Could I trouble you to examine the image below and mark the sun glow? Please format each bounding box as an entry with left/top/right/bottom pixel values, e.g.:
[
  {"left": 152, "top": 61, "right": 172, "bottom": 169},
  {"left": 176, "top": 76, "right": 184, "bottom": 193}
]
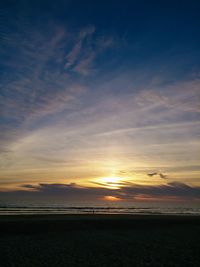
[
  {"left": 97, "top": 176, "right": 123, "bottom": 189},
  {"left": 104, "top": 196, "right": 121, "bottom": 201}
]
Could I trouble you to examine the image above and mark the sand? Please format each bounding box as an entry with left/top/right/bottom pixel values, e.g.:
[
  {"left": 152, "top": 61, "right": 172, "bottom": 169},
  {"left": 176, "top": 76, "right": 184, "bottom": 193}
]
[{"left": 0, "top": 214, "right": 200, "bottom": 266}]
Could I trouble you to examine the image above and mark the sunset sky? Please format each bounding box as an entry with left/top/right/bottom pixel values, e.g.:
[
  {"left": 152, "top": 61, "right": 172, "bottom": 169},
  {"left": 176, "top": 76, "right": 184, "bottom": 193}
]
[{"left": 0, "top": 0, "right": 200, "bottom": 204}]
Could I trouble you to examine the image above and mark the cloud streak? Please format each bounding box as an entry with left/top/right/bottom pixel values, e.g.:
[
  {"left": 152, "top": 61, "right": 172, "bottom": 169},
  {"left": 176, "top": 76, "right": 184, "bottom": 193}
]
[
  {"left": 64, "top": 25, "right": 95, "bottom": 69},
  {"left": 0, "top": 181, "right": 200, "bottom": 203},
  {"left": 147, "top": 172, "right": 167, "bottom": 179}
]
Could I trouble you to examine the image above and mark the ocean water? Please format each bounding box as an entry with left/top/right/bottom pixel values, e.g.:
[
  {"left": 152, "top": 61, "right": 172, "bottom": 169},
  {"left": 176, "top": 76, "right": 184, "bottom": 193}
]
[{"left": 0, "top": 205, "right": 200, "bottom": 215}]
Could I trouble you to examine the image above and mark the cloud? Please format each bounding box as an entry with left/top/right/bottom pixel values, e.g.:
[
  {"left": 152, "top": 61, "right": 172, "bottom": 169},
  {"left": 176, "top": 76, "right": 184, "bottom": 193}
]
[
  {"left": 135, "top": 79, "right": 200, "bottom": 114},
  {"left": 0, "top": 26, "right": 75, "bottom": 120},
  {"left": 147, "top": 172, "right": 157, "bottom": 177},
  {"left": 73, "top": 52, "right": 96, "bottom": 75},
  {"left": 65, "top": 25, "right": 114, "bottom": 75},
  {"left": 79, "top": 25, "right": 96, "bottom": 38},
  {"left": 65, "top": 26, "right": 95, "bottom": 69},
  {"left": 159, "top": 173, "right": 167, "bottom": 179},
  {"left": 0, "top": 24, "right": 102, "bottom": 151},
  {"left": 147, "top": 172, "right": 167, "bottom": 179},
  {"left": 0, "top": 181, "right": 200, "bottom": 203}
]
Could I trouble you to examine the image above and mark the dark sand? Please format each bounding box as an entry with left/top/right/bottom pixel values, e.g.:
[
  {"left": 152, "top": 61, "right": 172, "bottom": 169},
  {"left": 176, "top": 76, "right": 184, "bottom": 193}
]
[{"left": 0, "top": 215, "right": 200, "bottom": 267}]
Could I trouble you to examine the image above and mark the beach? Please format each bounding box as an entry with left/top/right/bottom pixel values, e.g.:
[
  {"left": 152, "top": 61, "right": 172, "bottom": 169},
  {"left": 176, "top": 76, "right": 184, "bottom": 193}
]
[{"left": 0, "top": 214, "right": 200, "bottom": 267}]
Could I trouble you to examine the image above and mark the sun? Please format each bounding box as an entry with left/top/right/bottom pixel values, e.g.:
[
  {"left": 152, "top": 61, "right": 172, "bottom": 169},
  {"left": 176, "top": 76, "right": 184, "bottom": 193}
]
[{"left": 97, "top": 176, "right": 123, "bottom": 189}]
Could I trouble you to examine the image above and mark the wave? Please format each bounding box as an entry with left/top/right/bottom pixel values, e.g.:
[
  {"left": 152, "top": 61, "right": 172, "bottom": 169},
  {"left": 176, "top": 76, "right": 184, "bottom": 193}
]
[{"left": 0, "top": 206, "right": 199, "bottom": 215}]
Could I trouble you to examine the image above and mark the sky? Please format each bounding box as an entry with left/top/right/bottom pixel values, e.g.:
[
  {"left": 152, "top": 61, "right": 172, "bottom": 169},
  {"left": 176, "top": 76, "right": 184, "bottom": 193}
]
[{"left": 0, "top": 0, "right": 200, "bottom": 205}]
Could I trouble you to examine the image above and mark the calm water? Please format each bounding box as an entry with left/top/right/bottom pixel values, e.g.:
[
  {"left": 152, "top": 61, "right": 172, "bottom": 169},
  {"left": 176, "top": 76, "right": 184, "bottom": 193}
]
[{"left": 0, "top": 205, "right": 200, "bottom": 215}]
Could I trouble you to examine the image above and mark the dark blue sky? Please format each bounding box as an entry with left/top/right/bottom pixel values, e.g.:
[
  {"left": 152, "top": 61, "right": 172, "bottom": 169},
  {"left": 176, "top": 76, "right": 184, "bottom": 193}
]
[{"left": 1, "top": 0, "right": 200, "bottom": 79}]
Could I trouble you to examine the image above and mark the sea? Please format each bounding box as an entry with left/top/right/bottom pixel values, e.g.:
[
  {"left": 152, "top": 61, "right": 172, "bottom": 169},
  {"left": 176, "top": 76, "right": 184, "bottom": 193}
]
[{"left": 0, "top": 204, "right": 200, "bottom": 216}]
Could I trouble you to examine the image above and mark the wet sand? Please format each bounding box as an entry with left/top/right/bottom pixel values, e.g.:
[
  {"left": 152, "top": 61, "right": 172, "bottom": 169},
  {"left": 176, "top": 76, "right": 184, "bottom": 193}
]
[{"left": 0, "top": 214, "right": 200, "bottom": 266}]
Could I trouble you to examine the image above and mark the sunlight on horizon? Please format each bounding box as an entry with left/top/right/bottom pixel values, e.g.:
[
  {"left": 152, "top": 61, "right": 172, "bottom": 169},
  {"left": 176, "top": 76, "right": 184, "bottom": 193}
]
[
  {"left": 104, "top": 196, "right": 121, "bottom": 201},
  {"left": 95, "top": 176, "right": 124, "bottom": 189}
]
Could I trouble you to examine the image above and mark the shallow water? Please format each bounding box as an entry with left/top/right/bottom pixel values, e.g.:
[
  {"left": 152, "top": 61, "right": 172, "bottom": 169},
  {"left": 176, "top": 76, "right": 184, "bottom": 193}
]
[{"left": 0, "top": 205, "right": 199, "bottom": 215}]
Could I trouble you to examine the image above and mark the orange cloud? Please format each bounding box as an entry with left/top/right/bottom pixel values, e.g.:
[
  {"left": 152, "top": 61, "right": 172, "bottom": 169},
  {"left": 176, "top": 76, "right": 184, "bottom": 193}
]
[{"left": 104, "top": 195, "right": 121, "bottom": 201}]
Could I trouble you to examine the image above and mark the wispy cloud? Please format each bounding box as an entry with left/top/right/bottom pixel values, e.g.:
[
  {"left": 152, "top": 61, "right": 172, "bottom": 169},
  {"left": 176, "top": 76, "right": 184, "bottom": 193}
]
[
  {"left": 73, "top": 51, "right": 96, "bottom": 75},
  {"left": 64, "top": 25, "right": 114, "bottom": 75},
  {"left": 0, "top": 22, "right": 114, "bottom": 151},
  {"left": 64, "top": 25, "right": 95, "bottom": 69},
  {"left": 147, "top": 172, "right": 167, "bottom": 179}
]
